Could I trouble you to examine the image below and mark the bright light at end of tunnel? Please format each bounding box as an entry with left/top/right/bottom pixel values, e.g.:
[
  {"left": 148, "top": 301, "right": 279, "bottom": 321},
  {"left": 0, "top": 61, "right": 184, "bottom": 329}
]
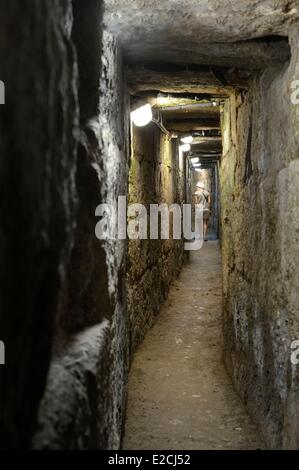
[
  {"left": 180, "top": 144, "right": 191, "bottom": 152},
  {"left": 191, "top": 157, "right": 199, "bottom": 164},
  {"left": 181, "top": 135, "right": 193, "bottom": 144},
  {"left": 130, "top": 104, "right": 153, "bottom": 127}
]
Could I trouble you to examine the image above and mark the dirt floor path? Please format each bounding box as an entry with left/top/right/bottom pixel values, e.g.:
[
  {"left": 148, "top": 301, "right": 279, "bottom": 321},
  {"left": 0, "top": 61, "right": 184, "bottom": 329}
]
[{"left": 123, "top": 241, "right": 263, "bottom": 450}]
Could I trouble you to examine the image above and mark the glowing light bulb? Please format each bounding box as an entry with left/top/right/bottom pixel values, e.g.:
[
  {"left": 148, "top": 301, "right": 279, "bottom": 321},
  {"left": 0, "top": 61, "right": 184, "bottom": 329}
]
[
  {"left": 212, "top": 101, "right": 217, "bottom": 107},
  {"left": 131, "top": 104, "right": 153, "bottom": 127},
  {"left": 191, "top": 157, "right": 199, "bottom": 164},
  {"left": 180, "top": 144, "right": 191, "bottom": 152},
  {"left": 181, "top": 135, "right": 193, "bottom": 144}
]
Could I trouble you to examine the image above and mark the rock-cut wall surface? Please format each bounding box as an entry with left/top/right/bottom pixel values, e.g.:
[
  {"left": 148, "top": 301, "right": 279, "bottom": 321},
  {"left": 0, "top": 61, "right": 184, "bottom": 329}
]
[
  {"left": 219, "top": 26, "right": 299, "bottom": 449},
  {"left": 0, "top": 0, "right": 130, "bottom": 450},
  {"left": 0, "top": 0, "right": 79, "bottom": 449},
  {"left": 34, "top": 14, "right": 130, "bottom": 449},
  {"left": 127, "top": 124, "right": 186, "bottom": 355}
]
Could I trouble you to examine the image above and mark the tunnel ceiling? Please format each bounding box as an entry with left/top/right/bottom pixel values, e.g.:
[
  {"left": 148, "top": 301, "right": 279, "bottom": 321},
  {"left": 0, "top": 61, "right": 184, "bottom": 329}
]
[
  {"left": 105, "top": 0, "right": 297, "bottom": 67},
  {"left": 106, "top": 1, "right": 298, "bottom": 172},
  {"left": 153, "top": 98, "right": 221, "bottom": 133},
  {"left": 152, "top": 94, "right": 223, "bottom": 164}
]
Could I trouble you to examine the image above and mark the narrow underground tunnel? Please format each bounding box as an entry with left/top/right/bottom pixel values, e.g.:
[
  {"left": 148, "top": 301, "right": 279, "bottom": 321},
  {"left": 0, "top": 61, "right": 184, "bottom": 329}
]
[{"left": 1, "top": 0, "right": 299, "bottom": 455}]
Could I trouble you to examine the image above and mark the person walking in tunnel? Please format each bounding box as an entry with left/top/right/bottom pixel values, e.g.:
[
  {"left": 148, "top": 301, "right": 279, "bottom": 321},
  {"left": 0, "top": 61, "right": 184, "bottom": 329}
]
[{"left": 194, "top": 182, "right": 211, "bottom": 241}]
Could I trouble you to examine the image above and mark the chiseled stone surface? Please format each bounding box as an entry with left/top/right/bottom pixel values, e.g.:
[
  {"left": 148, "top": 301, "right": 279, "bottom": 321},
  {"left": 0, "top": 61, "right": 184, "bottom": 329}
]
[
  {"left": 34, "top": 28, "right": 131, "bottom": 449},
  {"left": 0, "top": 1, "right": 130, "bottom": 449},
  {"left": 219, "top": 26, "right": 299, "bottom": 449},
  {"left": 98, "top": 30, "right": 131, "bottom": 449},
  {"left": 127, "top": 123, "right": 186, "bottom": 355},
  {"left": 0, "top": 0, "right": 79, "bottom": 449},
  {"left": 33, "top": 322, "right": 111, "bottom": 449},
  {"left": 105, "top": 0, "right": 297, "bottom": 67},
  {"left": 106, "top": 0, "right": 299, "bottom": 43}
]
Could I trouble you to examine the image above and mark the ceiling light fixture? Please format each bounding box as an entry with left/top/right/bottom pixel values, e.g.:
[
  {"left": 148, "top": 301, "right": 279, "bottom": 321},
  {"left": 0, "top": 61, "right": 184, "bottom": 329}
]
[
  {"left": 181, "top": 135, "right": 193, "bottom": 144},
  {"left": 131, "top": 104, "right": 153, "bottom": 127},
  {"left": 180, "top": 144, "right": 191, "bottom": 152},
  {"left": 190, "top": 157, "right": 199, "bottom": 164}
]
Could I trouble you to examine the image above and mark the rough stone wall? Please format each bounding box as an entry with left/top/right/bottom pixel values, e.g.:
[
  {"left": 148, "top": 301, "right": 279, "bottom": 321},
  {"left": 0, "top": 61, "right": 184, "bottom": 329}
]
[
  {"left": 33, "top": 21, "right": 130, "bottom": 449},
  {"left": 97, "top": 30, "right": 130, "bottom": 449},
  {"left": 0, "top": 0, "right": 79, "bottom": 449},
  {"left": 0, "top": 0, "right": 130, "bottom": 449},
  {"left": 127, "top": 124, "right": 186, "bottom": 355},
  {"left": 219, "top": 26, "right": 299, "bottom": 449}
]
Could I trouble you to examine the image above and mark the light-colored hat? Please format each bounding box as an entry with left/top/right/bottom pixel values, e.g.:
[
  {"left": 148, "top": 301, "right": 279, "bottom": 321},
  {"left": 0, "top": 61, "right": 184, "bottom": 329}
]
[{"left": 196, "top": 182, "right": 205, "bottom": 189}]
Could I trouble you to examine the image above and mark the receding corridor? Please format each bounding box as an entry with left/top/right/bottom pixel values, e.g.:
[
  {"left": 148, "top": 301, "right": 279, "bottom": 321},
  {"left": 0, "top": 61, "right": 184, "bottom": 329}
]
[
  {"left": 1, "top": 0, "right": 299, "bottom": 453},
  {"left": 123, "top": 242, "right": 262, "bottom": 450}
]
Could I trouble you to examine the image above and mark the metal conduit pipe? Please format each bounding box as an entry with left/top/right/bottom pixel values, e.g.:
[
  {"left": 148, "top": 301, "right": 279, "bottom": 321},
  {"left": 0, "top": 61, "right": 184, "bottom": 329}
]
[{"left": 156, "top": 102, "right": 218, "bottom": 112}]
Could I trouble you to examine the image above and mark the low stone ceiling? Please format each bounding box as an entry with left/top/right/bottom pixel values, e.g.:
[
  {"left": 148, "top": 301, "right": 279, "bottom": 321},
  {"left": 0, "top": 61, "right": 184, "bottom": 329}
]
[
  {"left": 108, "top": 1, "right": 298, "bottom": 168},
  {"left": 127, "top": 67, "right": 255, "bottom": 96},
  {"left": 155, "top": 100, "right": 221, "bottom": 133},
  {"left": 105, "top": 0, "right": 298, "bottom": 67}
]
